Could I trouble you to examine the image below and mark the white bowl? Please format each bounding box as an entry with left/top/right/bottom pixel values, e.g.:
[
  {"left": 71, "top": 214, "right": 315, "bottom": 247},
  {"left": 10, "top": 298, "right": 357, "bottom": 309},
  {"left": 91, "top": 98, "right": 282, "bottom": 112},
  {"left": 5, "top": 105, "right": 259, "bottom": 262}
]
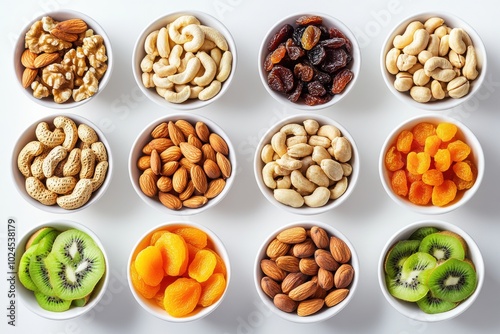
[
  {"left": 11, "top": 113, "right": 113, "bottom": 213},
  {"left": 254, "top": 221, "right": 359, "bottom": 323},
  {"left": 258, "top": 12, "right": 361, "bottom": 110},
  {"left": 14, "top": 9, "right": 113, "bottom": 108},
  {"left": 379, "top": 114, "right": 484, "bottom": 214},
  {"left": 129, "top": 113, "right": 236, "bottom": 215},
  {"left": 128, "top": 221, "right": 231, "bottom": 322},
  {"left": 380, "top": 11, "right": 486, "bottom": 111},
  {"left": 254, "top": 114, "right": 359, "bottom": 215},
  {"left": 132, "top": 10, "right": 237, "bottom": 110},
  {"left": 378, "top": 220, "right": 484, "bottom": 322},
  {"left": 16, "top": 220, "right": 109, "bottom": 320}
]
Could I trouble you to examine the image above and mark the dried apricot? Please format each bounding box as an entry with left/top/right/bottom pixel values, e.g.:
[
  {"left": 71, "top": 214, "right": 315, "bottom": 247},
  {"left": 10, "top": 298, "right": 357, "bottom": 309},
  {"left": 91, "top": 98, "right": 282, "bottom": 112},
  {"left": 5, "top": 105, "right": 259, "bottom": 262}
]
[
  {"left": 434, "top": 149, "right": 452, "bottom": 172},
  {"left": 406, "top": 151, "right": 431, "bottom": 175},
  {"left": 436, "top": 122, "right": 457, "bottom": 142},
  {"left": 163, "top": 277, "right": 201, "bottom": 317},
  {"left": 172, "top": 226, "right": 208, "bottom": 249},
  {"left": 204, "top": 248, "right": 227, "bottom": 276},
  {"left": 396, "top": 130, "right": 413, "bottom": 154},
  {"left": 412, "top": 122, "right": 435, "bottom": 146},
  {"left": 154, "top": 275, "right": 177, "bottom": 309},
  {"left": 453, "top": 161, "right": 473, "bottom": 181},
  {"left": 188, "top": 249, "right": 217, "bottom": 283},
  {"left": 385, "top": 146, "right": 404, "bottom": 171},
  {"left": 130, "top": 261, "right": 161, "bottom": 299},
  {"left": 447, "top": 140, "right": 471, "bottom": 162},
  {"left": 199, "top": 273, "right": 226, "bottom": 307},
  {"left": 432, "top": 180, "right": 457, "bottom": 206},
  {"left": 155, "top": 232, "right": 189, "bottom": 276},
  {"left": 406, "top": 170, "right": 422, "bottom": 183},
  {"left": 408, "top": 180, "right": 433, "bottom": 205},
  {"left": 454, "top": 160, "right": 477, "bottom": 190},
  {"left": 150, "top": 230, "right": 168, "bottom": 246},
  {"left": 391, "top": 170, "right": 408, "bottom": 196},
  {"left": 424, "top": 135, "right": 442, "bottom": 157},
  {"left": 422, "top": 169, "right": 444, "bottom": 186},
  {"left": 135, "top": 245, "right": 164, "bottom": 286}
]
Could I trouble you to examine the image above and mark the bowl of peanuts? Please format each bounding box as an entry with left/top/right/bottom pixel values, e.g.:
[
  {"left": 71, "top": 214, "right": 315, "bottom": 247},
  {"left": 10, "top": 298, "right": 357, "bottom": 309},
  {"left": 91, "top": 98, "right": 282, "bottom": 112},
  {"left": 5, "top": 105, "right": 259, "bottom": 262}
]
[
  {"left": 258, "top": 13, "right": 361, "bottom": 110},
  {"left": 132, "top": 11, "right": 237, "bottom": 110},
  {"left": 379, "top": 114, "right": 484, "bottom": 214},
  {"left": 254, "top": 221, "right": 359, "bottom": 323},
  {"left": 128, "top": 221, "right": 231, "bottom": 322},
  {"left": 129, "top": 113, "right": 236, "bottom": 215},
  {"left": 11, "top": 113, "right": 113, "bottom": 213},
  {"left": 381, "top": 12, "right": 486, "bottom": 111},
  {"left": 14, "top": 9, "right": 113, "bottom": 108},
  {"left": 254, "top": 114, "right": 359, "bottom": 215}
]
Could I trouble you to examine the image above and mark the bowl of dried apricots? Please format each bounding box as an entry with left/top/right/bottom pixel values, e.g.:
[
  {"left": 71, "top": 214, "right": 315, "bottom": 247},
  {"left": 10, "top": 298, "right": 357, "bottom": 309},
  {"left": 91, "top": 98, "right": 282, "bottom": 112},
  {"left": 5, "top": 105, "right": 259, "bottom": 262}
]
[
  {"left": 379, "top": 115, "right": 484, "bottom": 214},
  {"left": 127, "top": 222, "right": 230, "bottom": 322}
]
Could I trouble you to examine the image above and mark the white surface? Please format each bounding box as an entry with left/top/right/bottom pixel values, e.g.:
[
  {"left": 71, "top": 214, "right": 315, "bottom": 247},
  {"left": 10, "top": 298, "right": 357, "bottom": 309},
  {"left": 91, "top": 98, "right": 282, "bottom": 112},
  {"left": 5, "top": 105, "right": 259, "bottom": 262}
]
[{"left": 1, "top": 0, "right": 499, "bottom": 333}]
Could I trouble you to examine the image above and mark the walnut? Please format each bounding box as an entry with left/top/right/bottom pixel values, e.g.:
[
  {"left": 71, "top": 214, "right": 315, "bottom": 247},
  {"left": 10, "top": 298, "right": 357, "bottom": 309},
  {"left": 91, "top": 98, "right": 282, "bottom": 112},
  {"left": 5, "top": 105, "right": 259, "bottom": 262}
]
[
  {"left": 42, "top": 63, "right": 74, "bottom": 90},
  {"left": 63, "top": 47, "right": 88, "bottom": 79},
  {"left": 73, "top": 68, "right": 98, "bottom": 102},
  {"left": 31, "top": 80, "right": 50, "bottom": 99},
  {"left": 25, "top": 20, "right": 72, "bottom": 54},
  {"left": 53, "top": 88, "right": 72, "bottom": 104},
  {"left": 82, "top": 35, "right": 108, "bottom": 79},
  {"left": 41, "top": 16, "right": 58, "bottom": 32}
]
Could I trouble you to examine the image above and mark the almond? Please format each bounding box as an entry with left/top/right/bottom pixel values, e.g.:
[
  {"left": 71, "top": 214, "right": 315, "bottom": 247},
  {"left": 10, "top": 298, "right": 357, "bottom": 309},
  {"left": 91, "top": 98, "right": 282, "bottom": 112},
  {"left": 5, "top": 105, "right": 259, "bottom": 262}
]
[
  {"left": 188, "top": 134, "right": 203, "bottom": 149},
  {"left": 260, "top": 259, "right": 286, "bottom": 282},
  {"left": 205, "top": 178, "right": 225, "bottom": 199},
  {"left": 182, "top": 195, "right": 208, "bottom": 208},
  {"left": 137, "top": 155, "right": 151, "bottom": 170},
  {"left": 151, "top": 122, "right": 169, "bottom": 138},
  {"left": 275, "top": 256, "right": 300, "bottom": 273},
  {"left": 311, "top": 285, "right": 328, "bottom": 299},
  {"left": 161, "top": 161, "right": 179, "bottom": 176},
  {"left": 180, "top": 142, "right": 202, "bottom": 163},
  {"left": 329, "top": 236, "right": 351, "bottom": 263},
  {"left": 317, "top": 267, "right": 334, "bottom": 290},
  {"left": 201, "top": 143, "right": 216, "bottom": 161},
  {"left": 203, "top": 159, "right": 221, "bottom": 179},
  {"left": 281, "top": 272, "right": 308, "bottom": 294},
  {"left": 148, "top": 138, "right": 174, "bottom": 153},
  {"left": 190, "top": 165, "right": 208, "bottom": 194},
  {"left": 160, "top": 146, "right": 182, "bottom": 163},
  {"left": 172, "top": 166, "right": 188, "bottom": 193},
  {"left": 55, "top": 19, "right": 88, "bottom": 34},
  {"left": 157, "top": 176, "right": 172, "bottom": 192},
  {"left": 297, "top": 298, "right": 324, "bottom": 316},
  {"left": 158, "top": 192, "right": 182, "bottom": 210},
  {"left": 34, "top": 52, "right": 60, "bottom": 68},
  {"left": 195, "top": 121, "right": 210, "bottom": 142},
  {"left": 314, "top": 249, "right": 339, "bottom": 271},
  {"left": 266, "top": 238, "right": 290, "bottom": 259},
  {"left": 216, "top": 152, "right": 232, "bottom": 178},
  {"left": 288, "top": 280, "right": 317, "bottom": 301},
  {"left": 50, "top": 28, "right": 78, "bottom": 42},
  {"left": 276, "top": 226, "right": 307, "bottom": 244},
  {"left": 175, "top": 119, "right": 196, "bottom": 137},
  {"left": 21, "top": 49, "right": 37, "bottom": 69},
  {"left": 261, "top": 277, "right": 281, "bottom": 299},
  {"left": 22, "top": 68, "right": 38, "bottom": 88},
  {"left": 299, "top": 258, "right": 319, "bottom": 276},
  {"left": 273, "top": 294, "right": 297, "bottom": 313},
  {"left": 178, "top": 180, "right": 195, "bottom": 201},
  {"left": 209, "top": 133, "right": 229, "bottom": 155},
  {"left": 292, "top": 238, "right": 316, "bottom": 258},
  {"left": 324, "top": 288, "right": 349, "bottom": 307},
  {"left": 150, "top": 149, "right": 161, "bottom": 175},
  {"left": 310, "top": 226, "right": 329, "bottom": 249},
  {"left": 334, "top": 264, "right": 354, "bottom": 289},
  {"left": 139, "top": 169, "right": 158, "bottom": 197},
  {"left": 179, "top": 157, "right": 195, "bottom": 171},
  {"left": 168, "top": 121, "right": 185, "bottom": 146}
]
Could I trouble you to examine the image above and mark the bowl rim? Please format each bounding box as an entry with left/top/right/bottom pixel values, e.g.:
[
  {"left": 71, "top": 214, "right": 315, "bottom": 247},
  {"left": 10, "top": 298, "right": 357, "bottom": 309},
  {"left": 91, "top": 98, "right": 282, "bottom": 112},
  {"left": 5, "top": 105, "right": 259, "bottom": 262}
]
[
  {"left": 127, "top": 220, "right": 231, "bottom": 322},
  {"left": 380, "top": 10, "right": 487, "bottom": 111},
  {"left": 128, "top": 113, "right": 237, "bottom": 215},
  {"left": 258, "top": 11, "right": 362, "bottom": 111},
  {"left": 15, "top": 220, "right": 110, "bottom": 320},
  {"left": 131, "top": 10, "right": 238, "bottom": 110},
  {"left": 10, "top": 112, "right": 113, "bottom": 213},
  {"left": 253, "top": 113, "right": 360, "bottom": 215},
  {"left": 378, "top": 113, "right": 484, "bottom": 214},
  {"left": 13, "top": 9, "right": 114, "bottom": 109},
  {"left": 377, "top": 219, "right": 484, "bottom": 322},
  {"left": 254, "top": 220, "right": 359, "bottom": 323}
]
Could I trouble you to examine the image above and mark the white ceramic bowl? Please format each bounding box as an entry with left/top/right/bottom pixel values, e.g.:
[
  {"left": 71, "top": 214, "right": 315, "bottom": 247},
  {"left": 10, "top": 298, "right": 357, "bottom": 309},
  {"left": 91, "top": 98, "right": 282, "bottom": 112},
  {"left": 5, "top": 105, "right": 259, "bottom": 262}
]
[
  {"left": 16, "top": 220, "right": 109, "bottom": 320},
  {"left": 254, "top": 114, "right": 359, "bottom": 215},
  {"left": 128, "top": 221, "right": 231, "bottom": 322},
  {"left": 380, "top": 11, "right": 486, "bottom": 111},
  {"left": 129, "top": 113, "right": 236, "bottom": 215},
  {"left": 379, "top": 114, "right": 484, "bottom": 214},
  {"left": 14, "top": 9, "right": 113, "bottom": 108},
  {"left": 132, "top": 10, "right": 237, "bottom": 110},
  {"left": 11, "top": 113, "right": 113, "bottom": 213},
  {"left": 378, "top": 220, "right": 484, "bottom": 322},
  {"left": 258, "top": 12, "right": 361, "bottom": 110},
  {"left": 254, "top": 221, "right": 359, "bottom": 323}
]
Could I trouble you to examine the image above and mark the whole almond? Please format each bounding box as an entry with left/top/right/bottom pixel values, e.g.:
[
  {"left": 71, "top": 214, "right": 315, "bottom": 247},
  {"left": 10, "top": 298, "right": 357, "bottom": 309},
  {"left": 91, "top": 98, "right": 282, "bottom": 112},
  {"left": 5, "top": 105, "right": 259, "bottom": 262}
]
[
  {"left": 179, "top": 157, "right": 195, "bottom": 171},
  {"left": 281, "top": 272, "right": 308, "bottom": 294},
  {"left": 150, "top": 149, "right": 161, "bottom": 175},
  {"left": 21, "top": 49, "right": 37, "bottom": 69},
  {"left": 288, "top": 280, "right": 317, "bottom": 301},
  {"left": 317, "top": 267, "right": 334, "bottom": 290},
  {"left": 275, "top": 255, "right": 300, "bottom": 272},
  {"left": 260, "top": 259, "right": 286, "bottom": 282},
  {"left": 310, "top": 226, "right": 329, "bottom": 249},
  {"left": 157, "top": 176, "right": 172, "bottom": 192},
  {"left": 158, "top": 192, "right": 182, "bottom": 210},
  {"left": 324, "top": 288, "right": 349, "bottom": 307},
  {"left": 148, "top": 138, "right": 173, "bottom": 153},
  {"left": 215, "top": 152, "right": 232, "bottom": 178},
  {"left": 266, "top": 238, "right": 290, "bottom": 259},
  {"left": 205, "top": 178, "right": 226, "bottom": 199},
  {"left": 168, "top": 121, "right": 185, "bottom": 145},
  {"left": 334, "top": 264, "right": 354, "bottom": 289},
  {"left": 137, "top": 155, "right": 151, "bottom": 170},
  {"left": 139, "top": 169, "right": 158, "bottom": 197},
  {"left": 195, "top": 121, "right": 210, "bottom": 142},
  {"left": 203, "top": 159, "right": 221, "bottom": 179},
  {"left": 34, "top": 53, "right": 60, "bottom": 68},
  {"left": 297, "top": 298, "right": 324, "bottom": 317},
  {"left": 311, "top": 285, "right": 328, "bottom": 299},
  {"left": 188, "top": 134, "right": 203, "bottom": 150},
  {"left": 51, "top": 28, "right": 78, "bottom": 42},
  {"left": 277, "top": 227, "right": 307, "bottom": 244},
  {"left": 201, "top": 143, "right": 216, "bottom": 162},
  {"left": 190, "top": 164, "right": 208, "bottom": 193},
  {"left": 183, "top": 195, "right": 208, "bottom": 208},
  {"left": 178, "top": 180, "right": 195, "bottom": 201},
  {"left": 151, "top": 122, "right": 168, "bottom": 138},
  {"left": 274, "top": 294, "right": 298, "bottom": 313},
  {"left": 330, "top": 236, "right": 351, "bottom": 264},
  {"left": 314, "top": 249, "right": 339, "bottom": 271},
  {"left": 160, "top": 146, "right": 182, "bottom": 163},
  {"left": 161, "top": 161, "right": 179, "bottom": 176},
  {"left": 261, "top": 277, "right": 281, "bottom": 299},
  {"left": 209, "top": 133, "right": 229, "bottom": 155},
  {"left": 292, "top": 238, "right": 316, "bottom": 258},
  {"left": 180, "top": 142, "right": 202, "bottom": 163},
  {"left": 299, "top": 258, "right": 319, "bottom": 276},
  {"left": 55, "top": 19, "right": 88, "bottom": 34},
  {"left": 172, "top": 166, "right": 188, "bottom": 193},
  {"left": 22, "top": 68, "right": 38, "bottom": 88},
  {"left": 175, "top": 119, "right": 196, "bottom": 137}
]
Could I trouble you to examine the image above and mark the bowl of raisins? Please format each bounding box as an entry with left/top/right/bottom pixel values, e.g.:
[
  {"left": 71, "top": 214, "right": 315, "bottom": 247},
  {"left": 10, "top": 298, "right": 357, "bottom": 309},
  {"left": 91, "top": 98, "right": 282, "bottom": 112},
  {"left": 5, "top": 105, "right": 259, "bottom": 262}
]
[
  {"left": 379, "top": 114, "right": 484, "bottom": 214},
  {"left": 259, "top": 13, "right": 361, "bottom": 110}
]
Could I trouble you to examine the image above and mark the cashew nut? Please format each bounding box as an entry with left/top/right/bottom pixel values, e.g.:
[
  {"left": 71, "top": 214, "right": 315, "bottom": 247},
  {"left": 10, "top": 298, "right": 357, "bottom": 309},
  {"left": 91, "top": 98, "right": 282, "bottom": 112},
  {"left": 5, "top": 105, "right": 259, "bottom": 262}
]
[
  {"left": 157, "top": 27, "right": 170, "bottom": 58},
  {"left": 431, "top": 80, "right": 446, "bottom": 100},
  {"left": 426, "top": 34, "right": 440, "bottom": 56},
  {"left": 311, "top": 145, "right": 332, "bottom": 164},
  {"left": 331, "top": 137, "right": 352, "bottom": 163},
  {"left": 216, "top": 50, "right": 232, "bottom": 82},
  {"left": 210, "top": 48, "right": 223, "bottom": 67},
  {"left": 262, "top": 161, "right": 278, "bottom": 189},
  {"left": 164, "top": 85, "right": 191, "bottom": 103},
  {"left": 424, "top": 57, "right": 452, "bottom": 74},
  {"left": 271, "top": 131, "right": 287, "bottom": 157},
  {"left": 273, "top": 188, "right": 304, "bottom": 208},
  {"left": 193, "top": 51, "right": 217, "bottom": 86},
  {"left": 424, "top": 17, "right": 445, "bottom": 34},
  {"left": 320, "top": 159, "right": 343, "bottom": 181},
  {"left": 54, "top": 116, "right": 78, "bottom": 151},
  {"left": 463, "top": 45, "right": 479, "bottom": 80},
  {"left": 447, "top": 76, "right": 470, "bottom": 98},
  {"left": 276, "top": 153, "right": 302, "bottom": 171},
  {"left": 46, "top": 176, "right": 77, "bottom": 195},
  {"left": 417, "top": 50, "right": 433, "bottom": 65},
  {"left": 286, "top": 135, "right": 307, "bottom": 147},
  {"left": 303, "top": 187, "right": 330, "bottom": 208},
  {"left": 276, "top": 175, "right": 291, "bottom": 189},
  {"left": 397, "top": 54, "right": 417, "bottom": 71},
  {"left": 317, "top": 125, "right": 340, "bottom": 141},
  {"left": 448, "top": 50, "right": 465, "bottom": 68},
  {"left": 287, "top": 143, "right": 313, "bottom": 158},
  {"left": 182, "top": 24, "right": 205, "bottom": 52},
  {"left": 142, "top": 72, "right": 154, "bottom": 88},
  {"left": 413, "top": 69, "right": 430, "bottom": 86},
  {"left": 153, "top": 73, "right": 174, "bottom": 89},
  {"left": 18, "top": 141, "right": 45, "bottom": 177},
  {"left": 261, "top": 144, "right": 275, "bottom": 164},
  {"left": 178, "top": 52, "right": 196, "bottom": 73},
  {"left": 393, "top": 72, "right": 413, "bottom": 92},
  {"left": 438, "top": 34, "right": 450, "bottom": 56},
  {"left": 449, "top": 28, "right": 466, "bottom": 54},
  {"left": 330, "top": 177, "right": 348, "bottom": 200},
  {"left": 308, "top": 135, "right": 331, "bottom": 148},
  {"left": 42, "top": 146, "right": 67, "bottom": 178},
  {"left": 402, "top": 29, "right": 430, "bottom": 55},
  {"left": 306, "top": 165, "right": 330, "bottom": 187},
  {"left": 144, "top": 29, "right": 159, "bottom": 55},
  {"left": 198, "top": 25, "right": 228, "bottom": 51},
  {"left": 280, "top": 123, "right": 307, "bottom": 136},
  {"left": 35, "top": 122, "right": 64, "bottom": 148},
  {"left": 393, "top": 21, "right": 424, "bottom": 49},
  {"left": 303, "top": 119, "right": 319, "bottom": 135},
  {"left": 168, "top": 57, "right": 201, "bottom": 84},
  {"left": 198, "top": 80, "right": 221, "bottom": 101},
  {"left": 141, "top": 54, "right": 155, "bottom": 73},
  {"left": 25, "top": 176, "right": 58, "bottom": 205},
  {"left": 56, "top": 178, "right": 93, "bottom": 210},
  {"left": 153, "top": 58, "right": 177, "bottom": 77},
  {"left": 290, "top": 170, "right": 316, "bottom": 195},
  {"left": 168, "top": 44, "right": 184, "bottom": 68},
  {"left": 168, "top": 15, "right": 201, "bottom": 44},
  {"left": 410, "top": 86, "right": 432, "bottom": 103},
  {"left": 385, "top": 48, "right": 401, "bottom": 75}
]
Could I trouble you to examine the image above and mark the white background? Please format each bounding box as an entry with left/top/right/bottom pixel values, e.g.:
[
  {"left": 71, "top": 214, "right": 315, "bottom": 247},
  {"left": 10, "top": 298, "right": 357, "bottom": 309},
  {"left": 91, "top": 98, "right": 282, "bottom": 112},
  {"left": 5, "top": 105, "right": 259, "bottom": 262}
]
[{"left": 1, "top": 0, "right": 499, "bottom": 333}]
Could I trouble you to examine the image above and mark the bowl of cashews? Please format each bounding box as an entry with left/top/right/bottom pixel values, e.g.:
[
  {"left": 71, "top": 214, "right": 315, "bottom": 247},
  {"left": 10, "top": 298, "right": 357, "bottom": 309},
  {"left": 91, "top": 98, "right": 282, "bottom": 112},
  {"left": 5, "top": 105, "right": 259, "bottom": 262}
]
[
  {"left": 381, "top": 12, "right": 487, "bottom": 111},
  {"left": 132, "top": 11, "right": 237, "bottom": 110},
  {"left": 11, "top": 113, "right": 113, "bottom": 213}
]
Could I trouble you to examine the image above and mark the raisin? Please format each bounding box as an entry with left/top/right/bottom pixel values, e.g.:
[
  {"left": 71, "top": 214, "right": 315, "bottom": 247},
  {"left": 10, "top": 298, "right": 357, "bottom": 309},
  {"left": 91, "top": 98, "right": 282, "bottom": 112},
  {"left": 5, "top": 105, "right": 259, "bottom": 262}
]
[
  {"left": 296, "top": 15, "right": 323, "bottom": 26},
  {"left": 307, "top": 80, "right": 327, "bottom": 97},
  {"left": 285, "top": 38, "right": 305, "bottom": 60},
  {"left": 320, "top": 37, "right": 346, "bottom": 49},
  {"left": 270, "top": 43, "right": 287, "bottom": 64},
  {"left": 268, "top": 23, "right": 294, "bottom": 51},
  {"left": 307, "top": 44, "right": 326, "bottom": 65},
  {"left": 329, "top": 27, "right": 352, "bottom": 53},
  {"left": 292, "top": 26, "right": 306, "bottom": 46},
  {"left": 263, "top": 53, "right": 274, "bottom": 72},
  {"left": 294, "top": 63, "right": 314, "bottom": 82},
  {"left": 287, "top": 81, "right": 303, "bottom": 102},
  {"left": 268, "top": 65, "right": 294, "bottom": 93},
  {"left": 321, "top": 48, "right": 347, "bottom": 73},
  {"left": 314, "top": 70, "right": 331, "bottom": 85},
  {"left": 301, "top": 25, "right": 322, "bottom": 50},
  {"left": 331, "top": 68, "right": 354, "bottom": 94},
  {"left": 304, "top": 93, "right": 332, "bottom": 106}
]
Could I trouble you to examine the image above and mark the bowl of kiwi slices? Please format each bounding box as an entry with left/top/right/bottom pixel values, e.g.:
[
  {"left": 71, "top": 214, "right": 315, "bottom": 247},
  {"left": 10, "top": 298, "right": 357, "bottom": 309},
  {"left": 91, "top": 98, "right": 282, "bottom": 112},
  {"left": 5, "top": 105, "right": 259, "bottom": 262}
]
[
  {"left": 378, "top": 220, "right": 484, "bottom": 322},
  {"left": 15, "top": 220, "right": 109, "bottom": 320}
]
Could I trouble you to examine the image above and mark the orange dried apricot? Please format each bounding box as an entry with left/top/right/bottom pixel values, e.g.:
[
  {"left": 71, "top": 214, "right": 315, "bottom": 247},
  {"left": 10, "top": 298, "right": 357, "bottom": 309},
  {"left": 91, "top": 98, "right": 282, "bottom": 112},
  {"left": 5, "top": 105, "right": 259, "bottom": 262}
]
[
  {"left": 163, "top": 277, "right": 201, "bottom": 317},
  {"left": 204, "top": 248, "right": 227, "bottom": 276},
  {"left": 453, "top": 161, "right": 473, "bottom": 181},
  {"left": 188, "top": 249, "right": 217, "bottom": 283},
  {"left": 154, "top": 275, "right": 177, "bottom": 309},
  {"left": 424, "top": 135, "right": 441, "bottom": 157},
  {"left": 385, "top": 146, "right": 404, "bottom": 171},
  {"left": 150, "top": 230, "right": 168, "bottom": 246},
  {"left": 199, "top": 273, "right": 226, "bottom": 307},
  {"left": 155, "top": 232, "right": 189, "bottom": 276},
  {"left": 406, "top": 151, "right": 431, "bottom": 175},
  {"left": 172, "top": 226, "right": 208, "bottom": 249},
  {"left": 454, "top": 160, "right": 477, "bottom": 190},
  {"left": 432, "top": 180, "right": 457, "bottom": 206},
  {"left": 396, "top": 130, "right": 413, "bottom": 154},
  {"left": 434, "top": 149, "right": 451, "bottom": 172},
  {"left": 130, "top": 261, "right": 161, "bottom": 299},
  {"left": 405, "top": 170, "right": 422, "bottom": 183},
  {"left": 447, "top": 140, "right": 471, "bottom": 162},
  {"left": 391, "top": 170, "right": 408, "bottom": 196},
  {"left": 412, "top": 122, "right": 435, "bottom": 146},
  {"left": 135, "top": 245, "right": 164, "bottom": 286},
  {"left": 422, "top": 169, "right": 444, "bottom": 186},
  {"left": 436, "top": 122, "right": 457, "bottom": 142},
  {"left": 408, "top": 180, "right": 433, "bottom": 205}
]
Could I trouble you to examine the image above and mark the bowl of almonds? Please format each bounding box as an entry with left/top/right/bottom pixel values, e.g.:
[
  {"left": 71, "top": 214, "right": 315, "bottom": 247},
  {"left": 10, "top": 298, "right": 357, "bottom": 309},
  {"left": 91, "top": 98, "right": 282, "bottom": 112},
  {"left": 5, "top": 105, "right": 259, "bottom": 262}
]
[
  {"left": 14, "top": 9, "right": 113, "bottom": 108},
  {"left": 254, "top": 221, "right": 359, "bottom": 323},
  {"left": 129, "top": 114, "right": 236, "bottom": 215}
]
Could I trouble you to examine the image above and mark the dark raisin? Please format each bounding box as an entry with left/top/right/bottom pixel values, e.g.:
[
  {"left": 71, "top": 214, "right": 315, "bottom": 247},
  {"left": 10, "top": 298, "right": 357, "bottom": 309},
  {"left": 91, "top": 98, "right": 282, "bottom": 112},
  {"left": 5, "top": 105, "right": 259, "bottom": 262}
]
[
  {"left": 304, "top": 93, "right": 332, "bottom": 106},
  {"left": 331, "top": 68, "right": 354, "bottom": 94},
  {"left": 287, "top": 81, "right": 303, "bottom": 102},
  {"left": 321, "top": 48, "right": 347, "bottom": 73},
  {"left": 307, "top": 81, "right": 327, "bottom": 97},
  {"left": 268, "top": 65, "right": 294, "bottom": 93},
  {"left": 268, "top": 24, "right": 294, "bottom": 51},
  {"left": 292, "top": 26, "right": 306, "bottom": 46},
  {"left": 301, "top": 25, "right": 322, "bottom": 50},
  {"left": 314, "top": 70, "right": 331, "bottom": 85},
  {"left": 285, "top": 38, "right": 305, "bottom": 60},
  {"left": 294, "top": 63, "right": 314, "bottom": 82},
  {"left": 320, "top": 37, "right": 346, "bottom": 49},
  {"left": 270, "top": 43, "right": 287, "bottom": 64},
  {"left": 329, "top": 27, "right": 352, "bottom": 54},
  {"left": 296, "top": 15, "right": 323, "bottom": 26},
  {"left": 318, "top": 25, "right": 330, "bottom": 40},
  {"left": 307, "top": 44, "right": 326, "bottom": 65}
]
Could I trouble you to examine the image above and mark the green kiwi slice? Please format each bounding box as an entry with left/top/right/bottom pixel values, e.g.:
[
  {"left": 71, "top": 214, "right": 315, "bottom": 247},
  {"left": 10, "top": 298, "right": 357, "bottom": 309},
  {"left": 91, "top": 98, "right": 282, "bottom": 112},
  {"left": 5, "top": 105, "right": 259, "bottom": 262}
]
[
  {"left": 28, "top": 230, "right": 59, "bottom": 296},
  {"left": 418, "top": 232, "right": 466, "bottom": 261},
  {"left": 72, "top": 294, "right": 91, "bottom": 307},
  {"left": 18, "top": 244, "right": 39, "bottom": 291},
  {"left": 408, "top": 227, "right": 440, "bottom": 241},
  {"left": 387, "top": 252, "right": 437, "bottom": 302},
  {"left": 25, "top": 227, "right": 56, "bottom": 250},
  {"left": 416, "top": 291, "right": 458, "bottom": 314},
  {"left": 384, "top": 239, "right": 420, "bottom": 278},
  {"left": 50, "top": 229, "right": 99, "bottom": 265},
  {"left": 427, "top": 258, "right": 477, "bottom": 303},
  {"left": 34, "top": 291, "right": 71, "bottom": 312}
]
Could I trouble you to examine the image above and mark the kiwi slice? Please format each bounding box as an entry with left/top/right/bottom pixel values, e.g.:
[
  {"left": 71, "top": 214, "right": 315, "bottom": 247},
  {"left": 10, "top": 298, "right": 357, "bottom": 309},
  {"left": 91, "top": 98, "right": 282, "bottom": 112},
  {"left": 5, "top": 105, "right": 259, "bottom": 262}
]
[
  {"left": 25, "top": 227, "right": 56, "bottom": 250},
  {"left": 408, "top": 227, "right": 440, "bottom": 241},
  {"left": 384, "top": 239, "right": 420, "bottom": 278},
  {"left": 416, "top": 291, "right": 458, "bottom": 314},
  {"left": 72, "top": 294, "right": 91, "bottom": 307},
  {"left": 427, "top": 258, "right": 477, "bottom": 303},
  {"left": 34, "top": 291, "right": 71, "bottom": 312},
  {"left": 51, "top": 229, "right": 99, "bottom": 265},
  {"left": 418, "top": 232, "right": 466, "bottom": 261},
  {"left": 387, "top": 252, "right": 437, "bottom": 302},
  {"left": 18, "top": 244, "right": 39, "bottom": 291},
  {"left": 29, "top": 230, "right": 59, "bottom": 296}
]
